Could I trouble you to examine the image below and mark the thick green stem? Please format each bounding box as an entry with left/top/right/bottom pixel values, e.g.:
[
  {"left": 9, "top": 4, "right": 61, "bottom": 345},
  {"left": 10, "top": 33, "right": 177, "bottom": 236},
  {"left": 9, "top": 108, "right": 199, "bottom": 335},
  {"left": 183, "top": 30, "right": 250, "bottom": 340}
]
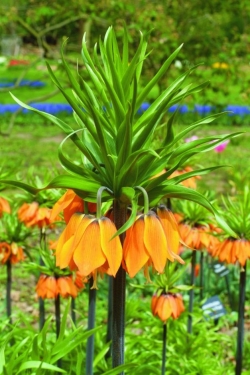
[
  {"left": 235, "top": 263, "right": 247, "bottom": 375},
  {"left": 112, "top": 200, "right": 127, "bottom": 373}
]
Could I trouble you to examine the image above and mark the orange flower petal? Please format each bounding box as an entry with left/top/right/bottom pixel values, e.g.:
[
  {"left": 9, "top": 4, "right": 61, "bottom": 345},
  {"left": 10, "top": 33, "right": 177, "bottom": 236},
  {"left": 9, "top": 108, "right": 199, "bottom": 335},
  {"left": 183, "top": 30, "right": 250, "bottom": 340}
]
[
  {"left": 218, "top": 240, "right": 233, "bottom": 264},
  {"left": 57, "top": 277, "right": 77, "bottom": 298},
  {"left": 45, "top": 276, "right": 58, "bottom": 299},
  {"left": 123, "top": 216, "right": 149, "bottom": 277},
  {"left": 73, "top": 220, "right": 106, "bottom": 276},
  {"left": 168, "top": 294, "right": 178, "bottom": 319},
  {"left": 99, "top": 217, "right": 122, "bottom": 276},
  {"left": 71, "top": 215, "right": 95, "bottom": 250},
  {"left": 51, "top": 190, "right": 72, "bottom": 220},
  {"left": 157, "top": 207, "right": 180, "bottom": 254},
  {"left": 0, "top": 197, "right": 11, "bottom": 214},
  {"left": 56, "top": 213, "right": 84, "bottom": 259},
  {"left": 57, "top": 236, "right": 75, "bottom": 268},
  {"left": 151, "top": 294, "right": 158, "bottom": 315},
  {"left": 144, "top": 212, "right": 168, "bottom": 273},
  {"left": 236, "top": 240, "right": 249, "bottom": 266},
  {"left": 159, "top": 296, "right": 172, "bottom": 322}
]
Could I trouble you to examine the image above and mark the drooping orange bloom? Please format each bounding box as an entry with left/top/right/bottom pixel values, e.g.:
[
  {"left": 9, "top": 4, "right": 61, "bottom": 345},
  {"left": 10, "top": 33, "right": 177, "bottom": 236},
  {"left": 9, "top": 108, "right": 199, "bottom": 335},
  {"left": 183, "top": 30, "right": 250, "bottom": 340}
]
[
  {"left": 36, "top": 274, "right": 78, "bottom": 299},
  {"left": 213, "top": 238, "right": 250, "bottom": 266},
  {"left": 157, "top": 206, "right": 181, "bottom": 256},
  {"left": 0, "top": 197, "right": 11, "bottom": 217},
  {"left": 51, "top": 189, "right": 97, "bottom": 224},
  {"left": 0, "top": 242, "right": 24, "bottom": 264},
  {"left": 57, "top": 276, "right": 78, "bottom": 298},
  {"left": 0, "top": 242, "right": 11, "bottom": 264},
  {"left": 74, "top": 271, "right": 88, "bottom": 290},
  {"left": 151, "top": 293, "right": 185, "bottom": 322},
  {"left": 123, "top": 210, "right": 184, "bottom": 278},
  {"left": 179, "top": 223, "right": 218, "bottom": 251},
  {"left": 170, "top": 166, "right": 201, "bottom": 189},
  {"left": 56, "top": 213, "right": 122, "bottom": 284},
  {"left": 18, "top": 202, "right": 55, "bottom": 228}
]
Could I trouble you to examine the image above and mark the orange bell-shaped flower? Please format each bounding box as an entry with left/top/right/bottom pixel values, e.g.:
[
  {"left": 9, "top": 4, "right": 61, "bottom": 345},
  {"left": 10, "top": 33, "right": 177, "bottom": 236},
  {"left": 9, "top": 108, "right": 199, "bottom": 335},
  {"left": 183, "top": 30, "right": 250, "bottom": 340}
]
[
  {"left": 151, "top": 292, "right": 185, "bottom": 322},
  {"left": 0, "top": 197, "right": 11, "bottom": 217},
  {"left": 179, "top": 223, "right": 215, "bottom": 251},
  {"left": 18, "top": 202, "right": 54, "bottom": 228},
  {"left": 36, "top": 274, "right": 78, "bottom": 299},
  {"left": 56, "top": 213, "right": 122, "bottom": 279},
  {"left": 123, "top": 210, "right": 184, "bottom": 278},
  {"left": 51, "top": 189, "right": 97, "bottom": 224},
  {"left": 0, "top": 242, "right": 24, "bottom": 264},
  {"left": 214, "top": 238, "right": 250, "bottom": 266}
]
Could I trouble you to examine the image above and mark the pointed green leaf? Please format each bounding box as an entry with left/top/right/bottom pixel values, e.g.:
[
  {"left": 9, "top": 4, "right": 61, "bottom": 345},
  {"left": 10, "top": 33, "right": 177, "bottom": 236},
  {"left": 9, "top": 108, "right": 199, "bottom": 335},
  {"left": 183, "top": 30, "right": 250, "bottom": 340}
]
[
  {"left": 136, "top": 43, "right": 183, "bottom": 109},
  {"left": 16, "top": 361, "right": 66, "bottom": 374}
]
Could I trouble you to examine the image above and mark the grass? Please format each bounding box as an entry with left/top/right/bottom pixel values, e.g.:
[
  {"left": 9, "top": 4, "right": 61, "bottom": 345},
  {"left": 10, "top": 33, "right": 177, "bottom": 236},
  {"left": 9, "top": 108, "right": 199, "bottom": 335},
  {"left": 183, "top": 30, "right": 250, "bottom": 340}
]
[{"left": 0, "top": 114, "right": 249, "bottom": 199}]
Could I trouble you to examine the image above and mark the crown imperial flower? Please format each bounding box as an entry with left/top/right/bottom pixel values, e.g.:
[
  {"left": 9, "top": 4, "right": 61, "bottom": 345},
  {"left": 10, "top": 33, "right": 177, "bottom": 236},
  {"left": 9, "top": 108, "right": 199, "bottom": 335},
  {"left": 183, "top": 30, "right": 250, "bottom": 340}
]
[
  {"left": 56, "top": 213, "right": 122, "bottom": 282},
  {"left": 151, "top": 292, "right": 185, "bottom": 322}
]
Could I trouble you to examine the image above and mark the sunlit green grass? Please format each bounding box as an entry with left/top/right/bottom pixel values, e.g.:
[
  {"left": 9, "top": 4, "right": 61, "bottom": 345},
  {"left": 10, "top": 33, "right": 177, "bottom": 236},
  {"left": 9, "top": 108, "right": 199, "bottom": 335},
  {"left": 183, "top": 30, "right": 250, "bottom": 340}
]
[{"left": 0, "top": 117, "right": 249, "bottom": 198}]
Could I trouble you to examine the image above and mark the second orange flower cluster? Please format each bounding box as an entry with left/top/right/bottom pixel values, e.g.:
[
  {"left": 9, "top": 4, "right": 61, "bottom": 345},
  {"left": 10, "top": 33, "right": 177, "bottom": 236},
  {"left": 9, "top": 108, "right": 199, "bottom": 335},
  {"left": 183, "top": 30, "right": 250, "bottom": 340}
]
[
  {"left": 151, "top": 293, "right": 185, "bottom": 322},
  {"left": 36, "top": 274, "right": 78, "bottom": 299},
  {"left": 0, "top": 242, "right": 25, "bottom": 264},
  {"left": 179, "top": 221, "right": 250, "bottom": 266}
]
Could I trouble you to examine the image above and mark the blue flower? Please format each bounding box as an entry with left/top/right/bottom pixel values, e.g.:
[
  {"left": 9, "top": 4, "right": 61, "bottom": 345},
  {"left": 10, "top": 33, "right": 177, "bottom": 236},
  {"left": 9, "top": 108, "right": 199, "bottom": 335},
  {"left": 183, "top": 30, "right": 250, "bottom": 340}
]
[
  {"left": 194, "top": 104, "right": 213, "bottom": 115},
  {"left": 224, "top": 105, "right": 250, "bottom": 116},
  {"left": 168, "top": 104, "right": 189, "bottom": 114},
  {"left": 137, "top": 102, "right": 150, "bottom": 114}
]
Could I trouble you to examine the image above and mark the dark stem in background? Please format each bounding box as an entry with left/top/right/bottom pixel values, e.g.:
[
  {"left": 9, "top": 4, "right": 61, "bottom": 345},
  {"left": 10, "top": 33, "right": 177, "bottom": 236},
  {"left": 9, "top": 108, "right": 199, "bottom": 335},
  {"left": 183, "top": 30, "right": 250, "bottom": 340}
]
[
  {"left": 39, "top": 228, "right": 46, "bottom": 330},
  {"left": 55, "top": 294, "right": 62, "bottom": 370},
  {"left": 86, "top": 277, "right": 97, "bottom": 375},
  {"left": 161, "top": 323, "right": 167, "bottom": 375},
  {"left": 225, "top": 273, "right": 233, "bottom": 310},
  {"left": 105, "top": 276, "right": 113, "bottom": 359},
  {"left": 71, "top": 297, "right": 76, "bottom": 325},
  {"left": 188, "top": 251, "right": 196, "bottom": 334},
  {"left": 112, "top": 201, "right": 127, "bottom": 373},
  {"left": 166, "top": 198, "right": 172, "bottom": 210},
  {"left": 55, "top": 294, "right": 61, "bottom": 338},
  {"left": 199, "top": 251, "right": 204, "bottom": 301},
  {"left": 235, "top": 262, "right": 247, "bottom": 375},
  {"left": 6, "top": 259, "right": 12, "bottom": 324}
]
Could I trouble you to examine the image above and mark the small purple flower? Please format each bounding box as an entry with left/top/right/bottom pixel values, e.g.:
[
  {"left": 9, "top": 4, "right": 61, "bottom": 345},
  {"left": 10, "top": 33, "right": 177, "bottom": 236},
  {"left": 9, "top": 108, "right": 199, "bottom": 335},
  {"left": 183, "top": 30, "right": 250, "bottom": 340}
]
[
  {"left": 214, "top": 140, "right": 229, "bottom": 153},
  {"left": 185, "top": 135, "right": 198, "bottom": 143}
]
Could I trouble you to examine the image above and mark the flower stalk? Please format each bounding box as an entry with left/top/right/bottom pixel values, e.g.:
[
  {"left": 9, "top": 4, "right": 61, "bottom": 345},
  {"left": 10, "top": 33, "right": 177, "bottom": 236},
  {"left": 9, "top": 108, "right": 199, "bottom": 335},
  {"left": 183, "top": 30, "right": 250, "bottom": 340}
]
[
  {"left": 188, "top": 251, "right": 196, "bottom": 334},
  {"left": 199, "top": 251, "right": 204, "bottom": 301},
  {"left": 55, "top": 293, "right": 62, "bottom": 370},
  {"left": 106, "top": 276, "right": 113, "bottom": 359},
  {"left": 6, "top": 259, "right": 12, "bottom": 324},
  {"left": 39, "top": 227, "right": 46, "bottom": 330},
  {"left": 235, "top": 263, "right": 247, "bottom": 375},
  {"left": 86, "top": 277, "right": 97, "bottom": 375},
  {"left": 161, "top": 323, "right": 168, "bottom": 375},
  {"left": 71, "top": 297, "right": 76, "bottom": 325},
  {"left": 112, "top": 200, "right": 127, "bottom": 373}
]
